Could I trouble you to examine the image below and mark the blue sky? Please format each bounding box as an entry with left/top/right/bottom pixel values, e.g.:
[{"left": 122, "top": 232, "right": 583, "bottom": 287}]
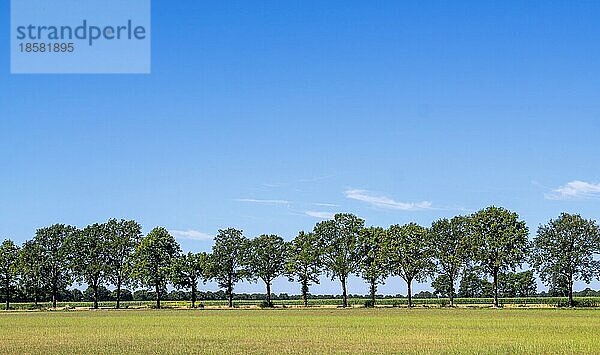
[{"left": 1, "top": 1, "right": 600, "bottom": 295}]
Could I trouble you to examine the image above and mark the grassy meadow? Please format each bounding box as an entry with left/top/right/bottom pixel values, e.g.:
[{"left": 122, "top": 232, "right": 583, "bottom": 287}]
[{"left": 2, "top": 308, "right": 600, "bottom": 354}]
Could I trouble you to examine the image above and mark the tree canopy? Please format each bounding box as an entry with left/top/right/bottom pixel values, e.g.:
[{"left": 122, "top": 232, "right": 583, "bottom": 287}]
[
  {"left": 245, "top": 234, "right": 287, "bottom": 306},
  {"left": 471, "top": 206, "right": 529, "bottom": 307},
  {"left": 210, "top": 228, "right": 249, "bottom": 307},
  {"left": 428, "top": 216, "right": 473, "bottom": 306},
  {"left": 105, "top": 219, "right": 143, "bottom": 309},
  {"left": 285, "top": 231, "right": 322, "bottom": 307},
  {"left": 385, "top": 223, "right": 434, "bottom": 307},
  {"left": 357, "top": 226, "right": 388, "bottom": 307},
  {"left": 0, "top": 240, "right": 20, "bottom": 309},
  {"left": 130, "top": 227, "right": 181, "bottom": 309},
  {"left": 69, "top": 223, "right": 109, "bottom": 309},
  {"left": 171, "top": 252, "right": 210, "bottom": 308},
  {"left": 34, "top": 224, "right": 78, "bottom": 308},
  {"left": 531, "top": 213, "right": 600, "bottom": 306},
  {"left": 314, "top": 213, "right": 364, "bottom": 308}
]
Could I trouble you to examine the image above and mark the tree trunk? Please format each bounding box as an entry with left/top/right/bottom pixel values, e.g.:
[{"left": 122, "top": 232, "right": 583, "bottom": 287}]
[
  {"left": 116, "top": 275, "right": 122, "bottom": 309},
  {"left": 341, "top": 276, "right": 348, "bottom": 308},
  {"left": 449, "top": 277, "right": 455, "bottom": 307},
  {"left": 227, "top": 282, "right": 233, "bottom": 308},
  {"left": 5, "top": 278, "right": 10, "bottom": 310},
  {"left": 266, "top": 280, "right": 272, "bottom": 307},
  {"left": 93, "top": 283, "right": 99, "bottom": 309},
  {"left": 370, "top": 279, "right": 377, "bottom": 307},
  {"left": 493, "top": 268, "right": 499, "bottom": 308},
  {"left": 407, "top": 278, "right": 413, "bottom": 308},
  {"left": 301, "top": 278, "right": 309, "bottom": 307},
  {"left": 568, "top": 276, "right": 574, "bottom": 307},
  {"left": 155, "top": 282, "right": 161, "bottom": 309},
  {"left": 34, "top": 288, "right": 38, "bottom": 306},
  {"left": 52, "top": 283, "right": 58, "bottom": 308},
  {"left": 191, "top": 283, "right": 197, "bottom": 308}
]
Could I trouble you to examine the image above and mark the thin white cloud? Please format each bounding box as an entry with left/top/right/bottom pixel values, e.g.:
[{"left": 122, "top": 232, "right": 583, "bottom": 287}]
[
  {"left": 296, "top": 174, "right": 335, "bottom": 183},
  {"left": 344, "top": 189, "right": 432, "bottom": 211},
  {"left": 262, "top": 182, "right": 286, "bottom": 188},
  {"left": 305, "top": 211, "right": 335, "bottom": 219},
  {"left": 313, "top": 203, "right": 339, "bottom": 207},
  {"left": 235, "top": 198, "right": 290, "bottom": 205},
  {"left": 170, "top": 230, "right": 213, "bottom": 241},
  {"left": 546, "top": 180, "right": 600, "bottom": 200}
]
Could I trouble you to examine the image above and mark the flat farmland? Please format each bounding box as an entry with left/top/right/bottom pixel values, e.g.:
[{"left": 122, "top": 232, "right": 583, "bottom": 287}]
[{"left": 1, "top": 308, "right": 600, "bottom": 354}]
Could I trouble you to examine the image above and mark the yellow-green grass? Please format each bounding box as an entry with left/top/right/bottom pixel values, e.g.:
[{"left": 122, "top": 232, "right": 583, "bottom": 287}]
[{"left": 2, "top": 308, "right": 600, "bottom": 354}]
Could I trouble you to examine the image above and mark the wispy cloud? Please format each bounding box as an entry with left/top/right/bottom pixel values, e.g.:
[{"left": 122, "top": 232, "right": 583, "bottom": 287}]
[
  {"left": 262, "top": 182, "right": 286, "bottom": 188},
  {"left": 305, "top": 211, "right": 335, "bottom": 219},
  {"left": 296, "top": 174, "right": 335, "bottom": 183},
  {"left": 546, "top": 180, "right": 600, "bottom": 200},
  {"left": 344, "top": 189, "right": 432, "bottom": 211},
  {"left": 170, "top": 230, "right": 213, "bottom": 241},
  {"left": 235, "top": 198, "right": 290, "bottom": 205},
  {"left": 312, "top": 203, "right": 339, "bottom": 207}
]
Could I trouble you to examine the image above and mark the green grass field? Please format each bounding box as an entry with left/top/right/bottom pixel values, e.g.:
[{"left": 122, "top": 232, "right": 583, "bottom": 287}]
[{"left": 2, "top": 308, "right": 600, "bottom": 354}]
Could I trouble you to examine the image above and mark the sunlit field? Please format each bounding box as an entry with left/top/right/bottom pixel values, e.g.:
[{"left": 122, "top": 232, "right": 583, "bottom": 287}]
[{"left": 2, "top": 308, "right": 600, "bottom": 354}]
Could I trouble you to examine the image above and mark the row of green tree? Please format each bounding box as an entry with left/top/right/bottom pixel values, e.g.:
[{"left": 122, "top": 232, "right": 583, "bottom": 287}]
[{"left": 1, "top": 207, "right": 599, "bottom": 309}]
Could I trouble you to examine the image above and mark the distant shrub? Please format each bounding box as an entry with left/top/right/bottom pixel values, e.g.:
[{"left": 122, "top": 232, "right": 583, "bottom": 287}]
[{"left": 259, "top": 300, "right": 274, "bottom": 308}]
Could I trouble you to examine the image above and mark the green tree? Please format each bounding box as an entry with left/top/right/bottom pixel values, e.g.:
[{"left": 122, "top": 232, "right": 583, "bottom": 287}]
[
  {"left": 69, "top": 223, "right": 109, "bottom": 309},
  {"left": 171, "top": 252, "right": 210, "bottom": 308},
  {"left": 35, "top": 224, "right": 78, "bottom": 308},
  {"left": 428, "top": 216, "right": 473, "bottom": 306},
  {"left": 431, "top": 274, "right": 454, "bottom": 299},
  {"left": 314, "top": 213, "right": 364, "bottom": 308},
  {"left": 457, "top": 267, "right": 493, "bottom": 298},
  {"left": 17, "top": 240, "right": 46, "bottom": 305},
  {"left": 497, "top": 270, "right": 537, "bottom": 297},
  {"left": 531, "top": 213, "right": 600, "bottom": 306},
  {"left": 245, "top": 234, "right": 287, "bottom": 307},
  {"left": 357, "top": 227, "right": 388, "bottom": 307},
  {"left": 385, "top": 223, "right": 434, "bottom": 307},
  {"left": 547, "top": 274, "right": 571, "bottom": 297},
  {"left": 285, "top": 231, "right": 322, "bottom": 307},
  {"left": 130, "top": 227, "right": 181, "bottom": 309},
  {"left": 209, "top": 228, "right": 249, "bottom": 307},
  {"left": 471, "top": 206, "right": 529, "bottom": 307},
  {"left": 105, "top": 219, "right": 142, "bottom": 309},
  {"left": 0, "top": 240, "right": 20, "bottom": 309},
  {"left": 83, "top": 286, "right": 113, "bottom": 302}
]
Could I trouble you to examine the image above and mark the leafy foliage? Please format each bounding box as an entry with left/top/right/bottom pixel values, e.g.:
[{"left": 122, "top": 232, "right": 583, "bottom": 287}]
[
  {"left": 457, "top": 267, "right": 493, "bottom": 298},
  {"left": 105, "top": 219, "right": 143, "bottom": 308},
  {"left": 171, "top": 252, "right": 210, "bottom": 308},
  {"left": 245, "top": 234, "right": 287, "bottom": 306},
  {"left": 34, "top": 224, "right": 78, "bottom": 307},
  {"left": 428, "top": 216, "right": 473, "bottom": 306},
  {"left": 531, "top": 213, "right": 600, "bottom": 306},
  {"left": 432, "top": 274, "right": 455, "bottom": 299},
  {"left": 68, "top": 223, "right": 109, "bottom": 309},
  {"left": 0, "top": 240, "right": 20, "bottom": 309},
  {"left": 471, "top": 206, "right": 529, "bottom": 307},
  {"left": 314, "top": 213, "right": 364, "bottom": 307},
  {"left": 498, "top": 270, "right": 537, "bottom": 297},
  {"left": 357, "top": 227, "right": 388, "bottom": 306},
  {"left": 17, "top": 240, "right": 47, "bottom": 304},
  {"left": 209, "top": 228, "right": 249, "bottom": 307},
  {"left": 386, "top": 223, "right": 434, "bottom": 307},
  {"left": 285, "top": 231, "right": 322, "bottom": 307},
  {"left": 130, "top": 227, "right": 181, "bottom": 308}
]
